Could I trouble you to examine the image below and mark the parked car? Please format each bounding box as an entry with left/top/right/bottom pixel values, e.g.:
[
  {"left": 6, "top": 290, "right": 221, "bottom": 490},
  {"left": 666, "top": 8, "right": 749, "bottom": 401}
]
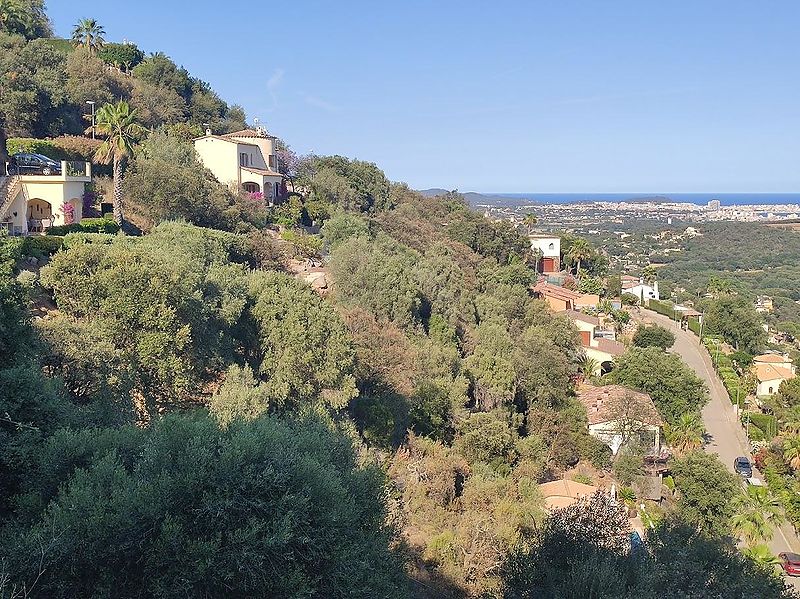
[
  {"left": 779, "top": 553, "right": 800, "bottom": 576},
  {"left": 734, "top": 456, "right": 753, "bottom": 478},
  {"left": 9, "top": 153, "right": 62, "bottom": 176}
]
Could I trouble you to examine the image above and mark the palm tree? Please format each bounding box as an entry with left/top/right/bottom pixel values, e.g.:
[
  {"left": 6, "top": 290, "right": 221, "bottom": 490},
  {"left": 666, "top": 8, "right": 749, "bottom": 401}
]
[
  {"left": 566, "top": 238, "right": 592, "bottom": 276},
  {"left": 522, "top": 212, "right": 538, "bottom": 233},
  {"left": 665, "top": 412, "right": 705, "bottom": 455},
  {"left": 94, "top": 101, "right": 146, "bottom": 226},
  {"left": 71, "top": 18, "right": 106, "bottom": 54},
  {"left": 731, "top": 485, "right": 784, "bottom": 545},
  {"left": 577, "top": 354, "right": 599, "bottom": 379},
  {"left": 784, "top": 435, "right": 800, "bottom": 471},
  {"left": 742, "top": 544, "right": 781, "bottom": 568}
]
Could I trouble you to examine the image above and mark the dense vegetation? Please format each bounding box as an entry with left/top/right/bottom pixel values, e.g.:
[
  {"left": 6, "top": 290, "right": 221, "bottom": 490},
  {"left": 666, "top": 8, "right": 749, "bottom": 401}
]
[{"left": 0, "top": 3, "right": 796, "bottom": 597}]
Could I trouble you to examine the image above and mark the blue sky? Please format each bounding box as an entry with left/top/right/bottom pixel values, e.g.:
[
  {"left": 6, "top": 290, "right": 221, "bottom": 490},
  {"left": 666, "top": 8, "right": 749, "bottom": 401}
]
[{"left": 48, "top": 1, "right": 800, "bottom": 192}]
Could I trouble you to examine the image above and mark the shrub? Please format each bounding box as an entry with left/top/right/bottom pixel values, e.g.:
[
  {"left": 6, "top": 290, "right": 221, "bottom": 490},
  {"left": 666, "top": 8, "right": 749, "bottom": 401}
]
[
  {"left": 632, "top": 324, "right": 675, "bottom": 349},
  {"left": 747, "top": 413, "right": 777, "bottom": 439},
  {"left": 47, "top": 218, "right": 120, "bottom": 236},
  {"left": 6, "top": 138, "right": 66, "bottom": 160},
  {"left": 21, "top": 235, "right": 63, "bottom": 257},
  {"left": 688, "top": 317, "right": 701, "bottom": 336},
  {"left": 51, "top": 136, "right": 102, "bottom": 161},
  {"left": 648, "top": 299, "right": 678, "bottom": 319},
  {"left": 62, "top": 233, "right": 115, "bottom": 249}
]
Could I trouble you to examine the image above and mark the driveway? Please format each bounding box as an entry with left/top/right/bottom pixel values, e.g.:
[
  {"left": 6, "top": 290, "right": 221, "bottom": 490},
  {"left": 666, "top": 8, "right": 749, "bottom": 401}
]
[{"left": 640, "top": 310, "right": 800, "bottom": 585}]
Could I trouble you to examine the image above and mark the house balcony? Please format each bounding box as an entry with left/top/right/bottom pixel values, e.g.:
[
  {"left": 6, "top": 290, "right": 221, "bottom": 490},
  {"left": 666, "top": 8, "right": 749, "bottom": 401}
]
[{"left": 14, "top": 161, "right": 92, "bottom": 182}]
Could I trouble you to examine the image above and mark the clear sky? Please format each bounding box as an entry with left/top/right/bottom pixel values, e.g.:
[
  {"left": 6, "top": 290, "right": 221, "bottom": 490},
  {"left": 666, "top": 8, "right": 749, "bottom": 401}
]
[{"left": 47, "top": 1, "right": 800, "bottom": 193}]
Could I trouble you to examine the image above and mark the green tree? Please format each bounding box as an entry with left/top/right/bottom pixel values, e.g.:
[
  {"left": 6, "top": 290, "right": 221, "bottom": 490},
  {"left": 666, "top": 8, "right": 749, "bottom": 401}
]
[
  {"left": 610, "top": 347, "right": 707, "bottom": 424},
  {"left": 704, "top": 294, "right": 766, "bottom": 353},
  {"left": 632, "top": 323, "right": 675, "bottom": 350},
  {"left": 71, "top": 18, "right": 105, "bottom": 54},
  {"left": 94, "top": 100, "right": 146, "bottom": 225},
  {"left": 783, "top": 434, "right": 800, "bottom": 471},
  {"left": 671, "top": 451, "right": 740, "bottom": 536},
  {"left": 0, "top": 413, "right": 409, "bottom": 598},
  {"left": 98, "top": 41, "right": 144, "bottom": 72},
  {"left": 246, "top": 271, "right": 357, "bottom": 409},
  {"left": 0, "top": 0, "right": 50, "bottom": 39},
  {"left": 578, "top": 275, "right": 604, "bottom": 295}
]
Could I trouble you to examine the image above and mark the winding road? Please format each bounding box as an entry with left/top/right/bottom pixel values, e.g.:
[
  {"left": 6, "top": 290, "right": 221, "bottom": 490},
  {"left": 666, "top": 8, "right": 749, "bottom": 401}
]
[{"left": 640, "top": 310, "right": 800, "bottom": 588}]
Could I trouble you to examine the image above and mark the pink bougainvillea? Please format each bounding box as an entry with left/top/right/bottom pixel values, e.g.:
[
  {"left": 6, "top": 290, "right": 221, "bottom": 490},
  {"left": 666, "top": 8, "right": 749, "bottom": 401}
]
[
  {"left": 248, "top": 191, "right": 264, "bottom": 201},
  {"left": 63, "top": 202, "right": 75, "bottom": 225}
]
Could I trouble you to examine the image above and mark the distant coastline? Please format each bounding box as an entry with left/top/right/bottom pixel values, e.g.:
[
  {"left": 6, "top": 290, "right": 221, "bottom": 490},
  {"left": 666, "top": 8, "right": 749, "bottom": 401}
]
[{"left": 418, "top": 189, "right": 800, "bottom": 207}]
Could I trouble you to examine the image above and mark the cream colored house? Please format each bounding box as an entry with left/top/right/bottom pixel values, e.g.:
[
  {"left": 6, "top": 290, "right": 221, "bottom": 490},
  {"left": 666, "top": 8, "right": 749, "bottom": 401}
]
[
  {"left": 565, "top": 310, "right": 626, "bottom": 375},
  {"left": 194, "top": 127, "right": 284, "bottom": 204},
  {"left": 754, "top": 354, "right": 795, "bottom": 397},
  {"left": 578, "top": 384, "right": 663, "bottom": 455},
  {"left": 0, "top": 161, "right": 91, "bottom": 235}
]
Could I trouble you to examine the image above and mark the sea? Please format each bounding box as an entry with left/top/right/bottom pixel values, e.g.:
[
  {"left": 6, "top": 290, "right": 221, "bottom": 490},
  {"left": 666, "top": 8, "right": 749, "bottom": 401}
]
[{"left": 481, "top": 193, "right": 800, "bottom": 207}]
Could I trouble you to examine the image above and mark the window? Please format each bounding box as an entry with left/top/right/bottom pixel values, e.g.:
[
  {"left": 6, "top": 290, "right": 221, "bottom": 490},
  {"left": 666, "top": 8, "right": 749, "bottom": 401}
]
[
  {"left": 239, "top": 152, "right": 249, "bottom": 167},
  {"left": 269, "top": 154, "right": 276, "bottom": 169}
]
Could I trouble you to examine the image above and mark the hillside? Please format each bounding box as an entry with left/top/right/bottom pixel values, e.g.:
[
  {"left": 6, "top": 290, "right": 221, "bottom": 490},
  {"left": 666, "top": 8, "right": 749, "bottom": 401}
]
[{"left": 0, "top": 3, "right": 796, "bottom": 599}]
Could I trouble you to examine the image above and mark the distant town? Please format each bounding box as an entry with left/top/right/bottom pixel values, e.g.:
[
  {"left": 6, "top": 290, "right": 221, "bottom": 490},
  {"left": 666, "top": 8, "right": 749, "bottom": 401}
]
[{"left": 479, "top": 198, "right": 800, "bottom": 230}]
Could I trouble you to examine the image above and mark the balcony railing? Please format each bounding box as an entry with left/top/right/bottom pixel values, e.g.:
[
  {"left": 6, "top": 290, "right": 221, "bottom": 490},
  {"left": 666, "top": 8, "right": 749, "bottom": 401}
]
[
  {"left": 3, "top": 161, "right": 91, "bottom": 181},
  {"left": 64, "top": 161, "right": 91, "bottom": 178}
]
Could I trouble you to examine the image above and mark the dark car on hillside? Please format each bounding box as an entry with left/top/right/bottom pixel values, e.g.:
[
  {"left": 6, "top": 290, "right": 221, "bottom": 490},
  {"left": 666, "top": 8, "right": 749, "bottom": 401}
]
[
  {"left": 9, "top": 153, "right": 62, "bottom": 176},
  {"left": 779, "top": 553, "right": 800, "bottom": 576},
  {"left": 734, "top": 456, "right": 752, "bottom": 478}
]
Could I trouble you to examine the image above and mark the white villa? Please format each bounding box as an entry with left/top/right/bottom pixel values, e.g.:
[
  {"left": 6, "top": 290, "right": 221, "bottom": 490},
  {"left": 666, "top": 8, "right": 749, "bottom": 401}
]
[
  {"left": 0, "top": 161, "right": 92, "bottom": 235},
  {"left": 194, "top": 127, "right": 284, "bottom": 204},
  {"left": 754, "top": 354, "right": 795, "bottom": 397},
  {"left": 529, "top": 234, "right": 561, "bottom": 273},
  {"left": 622, "top": 276, "right": 660, "bottom": 303}
]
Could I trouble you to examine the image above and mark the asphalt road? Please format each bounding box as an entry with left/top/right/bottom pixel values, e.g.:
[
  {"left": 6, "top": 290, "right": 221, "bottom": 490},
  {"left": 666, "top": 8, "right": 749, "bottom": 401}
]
[{"left": 640, "top": 310, "right": 800, "bottom": 588}]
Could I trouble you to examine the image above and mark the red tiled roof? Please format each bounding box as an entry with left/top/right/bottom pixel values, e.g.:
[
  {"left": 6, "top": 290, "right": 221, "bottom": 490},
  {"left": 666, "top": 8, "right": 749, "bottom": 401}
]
[
  {"left": 533, "top": 281, "right": 581, "bottom": 301},
  {"left": 578, "top": 384, "right": 663, "bottom": 427},
  {"left": 755, "top": 363, "right": 795, "bottom": 383},
  {"left": 223, "top": 128, "right": 275, "bottom": 139}
]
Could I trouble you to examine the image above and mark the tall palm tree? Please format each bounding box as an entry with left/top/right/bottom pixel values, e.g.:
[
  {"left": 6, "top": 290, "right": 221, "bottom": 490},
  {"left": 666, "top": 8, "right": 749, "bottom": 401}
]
[
  {"left": 71, "top": 18, "right": 106, "bottom": 54},
  {"left": 784, "top": 435, "right": 800, "bottom": 471},
  {"left": 94, "top": 101, "right": 146, "bottom": 226},
  {"left": 665, "top": 412, "right": 705, "bottom": 455},
  {"left": 566, "top": 238, "right": 592, "bottom": 277},
  {"left": 731, "top": 485, "right": 784, "bottom": 545}
]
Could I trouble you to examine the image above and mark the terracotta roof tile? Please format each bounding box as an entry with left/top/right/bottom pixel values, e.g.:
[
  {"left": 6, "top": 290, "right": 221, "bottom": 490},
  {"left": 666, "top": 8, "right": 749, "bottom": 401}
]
[{"left": 577, "top": 384, "right": 663, "bottom": 427}]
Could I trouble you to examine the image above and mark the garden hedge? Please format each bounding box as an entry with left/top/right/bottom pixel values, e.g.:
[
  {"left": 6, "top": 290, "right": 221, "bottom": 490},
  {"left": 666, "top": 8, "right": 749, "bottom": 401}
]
[{"left": 47, "top": 218, "right": 120, "bottom": 236}]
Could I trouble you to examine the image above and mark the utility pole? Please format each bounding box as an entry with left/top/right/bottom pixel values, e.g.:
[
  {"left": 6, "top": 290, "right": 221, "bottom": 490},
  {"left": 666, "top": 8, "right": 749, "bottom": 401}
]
[{"left": 86, "top": 101, "right": 96, "bottom": 139}]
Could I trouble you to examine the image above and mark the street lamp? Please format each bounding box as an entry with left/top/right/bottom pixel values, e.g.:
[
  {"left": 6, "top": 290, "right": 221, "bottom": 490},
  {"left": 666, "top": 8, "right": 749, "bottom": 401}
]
[{"left": 86, "top": 101, "right": 96, "bottom": 139}]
